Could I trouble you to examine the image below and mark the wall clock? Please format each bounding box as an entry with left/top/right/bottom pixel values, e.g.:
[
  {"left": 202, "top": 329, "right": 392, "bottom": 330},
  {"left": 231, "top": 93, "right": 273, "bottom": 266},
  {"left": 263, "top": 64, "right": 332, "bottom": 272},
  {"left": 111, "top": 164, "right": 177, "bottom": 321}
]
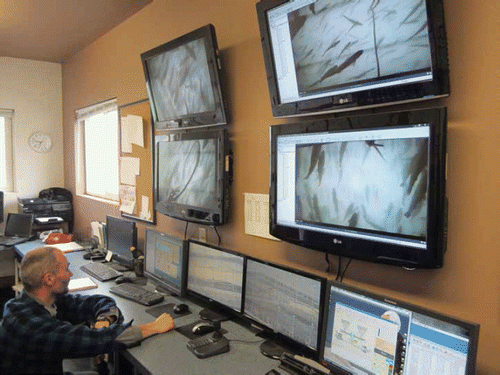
[{"left": 29, "top": 132, "right": 53, "bottom": 153}]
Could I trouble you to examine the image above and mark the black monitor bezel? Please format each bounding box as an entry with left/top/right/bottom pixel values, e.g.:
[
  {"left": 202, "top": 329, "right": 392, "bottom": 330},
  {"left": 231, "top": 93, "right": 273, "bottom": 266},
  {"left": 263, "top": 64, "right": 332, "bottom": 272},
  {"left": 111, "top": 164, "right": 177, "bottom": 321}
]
[
  {"left": 256, "top": 0, "right": 450, "bottom": 118},
  {"left": 186, "top": 240, "right": 246, "bottom": 315},
  {"left": 154, "top": 127, "right": 229, "bottom": 225},
  {"left": 105, "top": 215, "right": 137, "bottom": 268},
  {"left": 144, "top": 228, "right": 188, "bottom": 297},
  {"left": 141, "top": 24, "right": 227, "bottom": 129},
  {"left": 319, "top": 280, "right": 480, "bottom": 375},
  {"left": 243, "top": 256, "right": 327, "bottom": 358},
  {"left": 269, "top": 107, "right": 447, "bottom": 269}
]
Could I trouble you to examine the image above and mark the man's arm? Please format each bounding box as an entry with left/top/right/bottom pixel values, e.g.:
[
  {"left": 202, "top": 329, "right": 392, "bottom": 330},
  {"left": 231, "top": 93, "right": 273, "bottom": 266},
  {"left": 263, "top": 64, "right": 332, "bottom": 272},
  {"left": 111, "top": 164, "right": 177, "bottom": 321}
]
[{"left": 95, "top": 313, "right": 174, "bottom": 343}]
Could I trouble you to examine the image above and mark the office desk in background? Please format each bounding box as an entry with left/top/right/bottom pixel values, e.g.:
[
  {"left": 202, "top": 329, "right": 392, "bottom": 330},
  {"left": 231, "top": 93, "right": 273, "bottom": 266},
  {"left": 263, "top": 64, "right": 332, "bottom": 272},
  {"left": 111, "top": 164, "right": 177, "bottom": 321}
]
[{"left": 14, "top": 241, "right": 279, "bottom": 375}]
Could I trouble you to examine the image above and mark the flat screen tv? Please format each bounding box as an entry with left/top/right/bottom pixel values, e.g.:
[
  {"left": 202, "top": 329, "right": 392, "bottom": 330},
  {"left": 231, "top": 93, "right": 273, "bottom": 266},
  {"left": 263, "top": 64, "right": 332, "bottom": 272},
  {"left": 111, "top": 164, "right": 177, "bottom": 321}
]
[
  {"left": 256, "top": 0, "right": 449, "bottom": 117},
  {"left": 320, "top": 281, "right": 479, "bottom": 375},
  {"left": 155, "top": 128, "right": 229, "bottom": 225},
  {"left": 269, "top": 107, "right": 447, "bottom": 268},
  {"left": 141, "top": 24, "right": 226, "bottom": 129}
]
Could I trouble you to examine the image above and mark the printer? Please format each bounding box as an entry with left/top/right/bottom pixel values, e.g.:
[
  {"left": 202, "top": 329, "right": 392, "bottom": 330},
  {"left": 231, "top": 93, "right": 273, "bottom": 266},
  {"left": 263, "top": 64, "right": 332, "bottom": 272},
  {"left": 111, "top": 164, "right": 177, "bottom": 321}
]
[{"left": 18, "top": 188, "right": 74, "bottom": 232}]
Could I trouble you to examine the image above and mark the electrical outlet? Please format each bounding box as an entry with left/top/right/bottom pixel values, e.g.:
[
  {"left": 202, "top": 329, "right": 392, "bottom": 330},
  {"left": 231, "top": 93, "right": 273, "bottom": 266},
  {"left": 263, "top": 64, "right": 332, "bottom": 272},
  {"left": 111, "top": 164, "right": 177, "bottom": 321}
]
[{"left": 199, "top": 228, "right": 207, "bottom": 242}]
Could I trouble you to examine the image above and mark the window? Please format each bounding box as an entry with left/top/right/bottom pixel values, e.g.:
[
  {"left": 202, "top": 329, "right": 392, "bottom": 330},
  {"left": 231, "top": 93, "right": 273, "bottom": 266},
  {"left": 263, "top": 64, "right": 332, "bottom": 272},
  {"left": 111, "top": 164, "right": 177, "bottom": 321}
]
[
  {"left": 75, "top": 99, "right": 119, "bottom": 202},
  {"left": 0, "top": 109, "right": 13, "bottom": 192}
]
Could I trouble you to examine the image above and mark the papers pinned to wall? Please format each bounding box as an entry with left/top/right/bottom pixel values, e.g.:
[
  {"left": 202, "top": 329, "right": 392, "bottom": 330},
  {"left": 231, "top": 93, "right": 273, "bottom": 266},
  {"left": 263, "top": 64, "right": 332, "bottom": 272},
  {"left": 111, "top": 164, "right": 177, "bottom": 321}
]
[
  {"left": 121, "top": 114, "right": 144, "bottom": 153},
  {"left": 244, "top": 193, "right": 280, "bottom": 241},
  {"left": 120, "top": 156, "right": 140, "bottom": 186},
  {"left": 120, "top": 185, "right": 137, "bottom": 214}
]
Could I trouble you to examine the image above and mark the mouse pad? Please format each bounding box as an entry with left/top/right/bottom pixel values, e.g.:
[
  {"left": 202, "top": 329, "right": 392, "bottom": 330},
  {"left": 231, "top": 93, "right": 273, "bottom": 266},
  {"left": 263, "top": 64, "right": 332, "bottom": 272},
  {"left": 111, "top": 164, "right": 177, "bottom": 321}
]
[
  {"left": 145, "top": 303, "right": 192, "bottom": 319},
  {"left": 175, "top": 320, "right": 228, "bottom": 340}
]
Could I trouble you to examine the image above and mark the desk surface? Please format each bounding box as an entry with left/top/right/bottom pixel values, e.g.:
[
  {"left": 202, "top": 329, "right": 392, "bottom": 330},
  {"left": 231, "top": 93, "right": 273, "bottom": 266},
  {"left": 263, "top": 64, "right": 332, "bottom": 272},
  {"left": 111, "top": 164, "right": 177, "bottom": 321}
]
[{"left": 15, "top": 242, "right": 280, "bottom": 375}]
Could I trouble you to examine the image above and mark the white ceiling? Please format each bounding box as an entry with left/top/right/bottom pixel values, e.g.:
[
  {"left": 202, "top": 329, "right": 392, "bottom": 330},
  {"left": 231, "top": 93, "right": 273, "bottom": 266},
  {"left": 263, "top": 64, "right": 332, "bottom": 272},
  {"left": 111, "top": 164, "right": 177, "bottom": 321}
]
[{"left": 0, "top": 0, "right": 152, "bottom": 63}]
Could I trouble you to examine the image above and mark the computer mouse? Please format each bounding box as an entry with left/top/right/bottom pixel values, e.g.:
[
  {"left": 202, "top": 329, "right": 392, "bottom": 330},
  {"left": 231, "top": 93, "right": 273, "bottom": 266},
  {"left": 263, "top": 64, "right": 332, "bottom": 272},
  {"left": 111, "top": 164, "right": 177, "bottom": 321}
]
[
  {"left": 115, "top": 276, "right": 132, "bottom": 284},
  {"left": 173, "top": 303, "right": 189, "bottom": 314},
  {"left": 191, "top": 322, "right": 215, "bottom": 335}
]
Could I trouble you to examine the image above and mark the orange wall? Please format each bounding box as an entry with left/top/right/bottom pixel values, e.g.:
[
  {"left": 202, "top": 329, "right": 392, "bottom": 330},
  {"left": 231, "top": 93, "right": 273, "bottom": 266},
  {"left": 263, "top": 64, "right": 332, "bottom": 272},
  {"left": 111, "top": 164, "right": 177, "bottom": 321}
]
[{"left": 62, "top": 0, "right": 500, "bottom": 373}]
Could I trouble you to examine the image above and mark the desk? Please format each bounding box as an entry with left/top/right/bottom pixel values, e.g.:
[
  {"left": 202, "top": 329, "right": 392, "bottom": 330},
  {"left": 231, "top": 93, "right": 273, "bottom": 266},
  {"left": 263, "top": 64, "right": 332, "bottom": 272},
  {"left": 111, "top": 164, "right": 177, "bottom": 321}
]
[{"left": 14, "top": 242, "right": 280, "bottom": 375}]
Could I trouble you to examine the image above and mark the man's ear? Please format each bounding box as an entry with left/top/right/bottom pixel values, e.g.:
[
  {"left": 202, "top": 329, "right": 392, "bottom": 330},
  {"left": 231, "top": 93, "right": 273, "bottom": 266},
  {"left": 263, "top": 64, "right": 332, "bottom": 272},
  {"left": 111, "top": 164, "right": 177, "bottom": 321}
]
[{"left": 42, "top": 272, "right": 55, "bottom": 286}]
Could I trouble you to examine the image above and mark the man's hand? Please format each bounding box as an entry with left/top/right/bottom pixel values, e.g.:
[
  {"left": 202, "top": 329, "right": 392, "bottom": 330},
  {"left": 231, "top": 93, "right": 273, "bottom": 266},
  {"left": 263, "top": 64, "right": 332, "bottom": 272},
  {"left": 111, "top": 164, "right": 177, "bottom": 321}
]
[
  {"left": 139, "top": 313, "right": 175, "bottom": 339},
  {"left": 93, "top": 320, "right": 110, "bottom": 329}
]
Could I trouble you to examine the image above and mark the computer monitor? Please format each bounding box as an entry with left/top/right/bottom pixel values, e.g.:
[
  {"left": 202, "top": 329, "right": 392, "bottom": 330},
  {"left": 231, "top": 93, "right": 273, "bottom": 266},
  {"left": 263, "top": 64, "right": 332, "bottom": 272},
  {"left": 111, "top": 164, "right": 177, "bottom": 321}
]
[
  {"left": 187, "top": 240, "right": 245, "bottom": 317},
  {"left": 105, "top": 215, "right": 137, "bottom": 268},
  {"left": 270, "top": 107, "right": 448, "bottom": 268},
  {"left": 141, "top": 24, "right": 226, "bottom": 129},
  {"left": 144, "top": 228, "right": 188, "bottom": 296},
  {"left": 4, "top": 213, "right": 33, "bottom": 237},
  {"left": 155, "top": 128, "right": 229, "bottom": 225},
  {"left": 256, "top": 0, "right": 449, "bottom": 117},
  {"left": 320, "top": 281, "right": 480, "bottom": 375},
  {"left": 244, "top": 257, "right": 326, "bottom": 358}
]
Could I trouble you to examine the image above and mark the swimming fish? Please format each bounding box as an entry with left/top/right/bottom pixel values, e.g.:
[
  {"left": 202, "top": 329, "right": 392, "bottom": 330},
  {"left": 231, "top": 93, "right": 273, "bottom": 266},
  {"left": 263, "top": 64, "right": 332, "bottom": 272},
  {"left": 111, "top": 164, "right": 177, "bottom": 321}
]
[
  {"left": 343, "top": 15, "right": 362, "bottom": 32},
  {"left": 305, "top": 145, "right": 322, "bottom": 179},
  {"left": 317, "top": 150, "right": 325, "bottom": 184},
  {"left": 314, "top": 50, "right": 364, "bottom": 85},
  {"left": 405, "top": 169, "right": 427, "bottom": 218},
  {"left": 322, "top": 40, "right": 341, "bottom": 56}
]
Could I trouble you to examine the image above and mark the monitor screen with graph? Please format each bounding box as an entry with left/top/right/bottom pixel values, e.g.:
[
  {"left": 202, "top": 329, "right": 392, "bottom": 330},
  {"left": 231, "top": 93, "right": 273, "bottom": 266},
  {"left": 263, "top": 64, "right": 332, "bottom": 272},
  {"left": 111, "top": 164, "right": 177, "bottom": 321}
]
[{"left": 144, "top": 228, "right": 188, "bottom": 296}]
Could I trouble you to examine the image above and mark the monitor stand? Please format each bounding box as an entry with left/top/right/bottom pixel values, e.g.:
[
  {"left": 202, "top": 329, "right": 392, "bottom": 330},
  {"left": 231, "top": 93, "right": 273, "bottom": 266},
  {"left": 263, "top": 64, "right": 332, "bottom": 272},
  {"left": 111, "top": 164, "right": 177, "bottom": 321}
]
[
  {"left": 259, "top": 339, "right": 286, "bottom": 360},
  {"left": 199, "top": 308, "right": 229, "bottom": 322}
]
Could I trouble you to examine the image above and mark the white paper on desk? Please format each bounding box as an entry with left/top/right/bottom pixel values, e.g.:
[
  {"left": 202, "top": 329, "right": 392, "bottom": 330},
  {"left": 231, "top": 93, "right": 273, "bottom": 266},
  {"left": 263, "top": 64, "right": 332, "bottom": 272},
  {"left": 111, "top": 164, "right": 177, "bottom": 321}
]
[
  {"left": 121, "top": 115, "right": 144, "bottom": 153},
  {"left": 51, "top": 242, "right": 84, "bottom": 253},
  {"left": 68, "top": 277, "right": 97, "bottom": 292},
  {"left": 120, "top": 156, "right": 140, "bottom": 185}
]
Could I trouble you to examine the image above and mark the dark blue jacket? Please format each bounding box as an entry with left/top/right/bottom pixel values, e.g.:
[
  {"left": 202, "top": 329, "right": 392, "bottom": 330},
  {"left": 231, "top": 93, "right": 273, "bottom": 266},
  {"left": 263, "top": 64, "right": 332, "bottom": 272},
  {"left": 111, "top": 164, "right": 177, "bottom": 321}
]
[{"left": 0, "top": 292, "right": 131, "bottom": 374}]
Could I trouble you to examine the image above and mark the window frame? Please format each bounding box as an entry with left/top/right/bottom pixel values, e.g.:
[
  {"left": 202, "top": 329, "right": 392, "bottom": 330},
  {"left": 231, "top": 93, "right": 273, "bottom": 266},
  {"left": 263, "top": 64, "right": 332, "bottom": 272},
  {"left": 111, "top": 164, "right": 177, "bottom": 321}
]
[
  {"left": 0, "top": 109, "right": 14, "bottom": 192},
  {"left": 74, "top": 99, "right": 120, "bottom": 204}
]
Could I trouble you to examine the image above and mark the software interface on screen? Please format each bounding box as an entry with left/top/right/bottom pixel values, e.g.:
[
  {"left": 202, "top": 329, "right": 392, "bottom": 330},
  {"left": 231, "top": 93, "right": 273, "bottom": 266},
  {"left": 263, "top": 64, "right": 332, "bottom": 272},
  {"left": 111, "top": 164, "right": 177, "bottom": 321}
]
[
  {"left": 323, "top": 285, "right": 472, "bottom": 375},
  {"left": 276, "top": 125, "right": 430, "bottom": 249},
  {"left": 266, "top": 0, "right": 433, "bottom": 104},
  {"left": 145, "top": 229, "right": 186, "bottom": 294},
  {"left": 244, "top": 259, "right": 322, "bottom": 350},
  {"left": 157, "top": 138, "right": 217, "bottom": 209},
  {"left": 146, "top": 37, "right": 216, "bottom": 124},
  {"left": 187, "top": 242, "right": 244, "bottom": 312}
]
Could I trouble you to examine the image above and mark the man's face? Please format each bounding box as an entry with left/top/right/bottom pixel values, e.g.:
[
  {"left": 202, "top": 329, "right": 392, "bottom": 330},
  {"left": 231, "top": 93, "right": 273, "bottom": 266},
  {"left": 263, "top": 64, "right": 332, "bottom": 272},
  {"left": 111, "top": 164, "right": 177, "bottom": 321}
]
[{"left": 51, "top": 251, "right": 73, "bottom": 295}]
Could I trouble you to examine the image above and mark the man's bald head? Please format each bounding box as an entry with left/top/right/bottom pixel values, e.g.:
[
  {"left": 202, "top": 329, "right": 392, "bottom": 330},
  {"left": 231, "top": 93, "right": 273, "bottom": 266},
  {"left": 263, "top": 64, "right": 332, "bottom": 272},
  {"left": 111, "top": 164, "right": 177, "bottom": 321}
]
[{"left": 20, "top": 247, "right": 61, "bottom": 292}]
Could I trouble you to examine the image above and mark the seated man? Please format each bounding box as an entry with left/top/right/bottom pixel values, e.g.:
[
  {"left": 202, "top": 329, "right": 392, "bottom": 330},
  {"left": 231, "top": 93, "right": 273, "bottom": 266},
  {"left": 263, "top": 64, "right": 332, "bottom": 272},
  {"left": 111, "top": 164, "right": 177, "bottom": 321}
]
[{"left": 0, "top": 246, "right": 174, "bottom": 374}]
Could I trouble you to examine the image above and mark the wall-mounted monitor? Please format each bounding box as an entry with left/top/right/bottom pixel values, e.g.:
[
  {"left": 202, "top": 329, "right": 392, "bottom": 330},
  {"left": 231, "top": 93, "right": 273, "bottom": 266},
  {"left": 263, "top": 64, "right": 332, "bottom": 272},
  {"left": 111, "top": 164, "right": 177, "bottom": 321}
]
[
  {"left": 269, "top": 107, "right": 447, "bottom": 268},
  {"left": 155, "top": 128, "right": 229, "bottom": 225},
  {"left": 144, "top": 228, "right": 188, "bottom": 296},
  {"left": 320, "top": 281, "right": 479, "bottom": 375},
  {"left": 141, "top": 24, "right": 226, "bottom": 129},
  {"left": 244, "top": 257, "right": 326, "bottom": 358},
  {"left": 105, "top": 215, "right": 137, "bottom": 268},
  {"left": 256, "top": 0, "right": 449, "bottom": 117},
  {"left": 187, "top": 240, "right": 245, "bottom": 316}
]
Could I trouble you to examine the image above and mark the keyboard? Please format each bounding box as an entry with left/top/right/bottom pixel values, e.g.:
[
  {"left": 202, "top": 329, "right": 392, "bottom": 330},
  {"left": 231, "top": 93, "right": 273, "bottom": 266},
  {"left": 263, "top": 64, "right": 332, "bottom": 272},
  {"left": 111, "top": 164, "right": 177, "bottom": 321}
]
[
  {"left": 80, "top": 262, "right": 123, "bottom": 281},
  {"left": 109, "top": 283, "right": 164, "bottom": 306}
]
